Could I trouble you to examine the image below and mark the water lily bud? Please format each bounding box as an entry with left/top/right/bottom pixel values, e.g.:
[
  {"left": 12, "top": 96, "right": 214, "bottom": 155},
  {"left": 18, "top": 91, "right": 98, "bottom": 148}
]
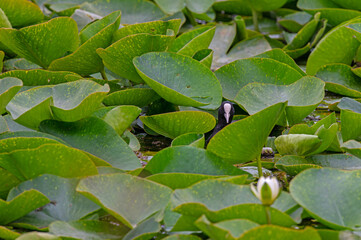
[{"left": 250, "top": 176, "right": 280, "bottom": 206}]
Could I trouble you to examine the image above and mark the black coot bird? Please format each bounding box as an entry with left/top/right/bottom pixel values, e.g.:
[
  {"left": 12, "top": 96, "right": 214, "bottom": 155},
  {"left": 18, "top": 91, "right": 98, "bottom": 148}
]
[{"left": 206, "top": 101, "right": 235, "bottom": 146}]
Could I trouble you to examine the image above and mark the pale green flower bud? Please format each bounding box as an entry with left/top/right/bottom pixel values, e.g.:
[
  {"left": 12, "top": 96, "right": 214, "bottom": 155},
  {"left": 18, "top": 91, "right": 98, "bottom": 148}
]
[{"left": 250, "top": 176, "right": 280, "bottom": 206}]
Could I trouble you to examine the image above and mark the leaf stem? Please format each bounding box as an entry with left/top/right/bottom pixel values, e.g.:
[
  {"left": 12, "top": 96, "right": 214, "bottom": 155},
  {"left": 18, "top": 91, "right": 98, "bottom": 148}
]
[
  {"left": 252, "top": 8, "right": 260, "bottom": 32},
  {"left": 100, "top": 69, "right": 108, "bottom": 81},
  {"left": 265, "top": 205, "right": 271, "bottom": 224},
  {"left": 257, "top": 154, "right": 263, "bottom": 178}
]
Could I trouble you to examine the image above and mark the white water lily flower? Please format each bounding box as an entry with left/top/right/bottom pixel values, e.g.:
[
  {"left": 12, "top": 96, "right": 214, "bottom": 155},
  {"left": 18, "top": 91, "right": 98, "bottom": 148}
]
[{"left": 250, "top": 176, "right": 280, "bottom": 206}]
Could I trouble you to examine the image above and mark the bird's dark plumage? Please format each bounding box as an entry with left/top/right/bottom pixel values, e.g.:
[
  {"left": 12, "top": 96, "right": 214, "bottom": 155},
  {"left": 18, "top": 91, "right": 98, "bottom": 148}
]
[{"left": 205, "top": 101, "right": 235, "bottom": 146}]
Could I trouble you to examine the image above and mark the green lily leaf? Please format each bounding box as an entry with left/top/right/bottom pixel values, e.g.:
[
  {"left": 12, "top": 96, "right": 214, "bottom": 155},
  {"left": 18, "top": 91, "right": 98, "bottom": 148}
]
[
  {"left": 39, "top": 117, "right": 141, "bottom": 170},
  {"left": 0, "top": 226, "right": 21, "bottom": 239},
  {"left": 0, "top": 51, "right": 4, "bottom": 72},
  {"left": 254, "top": 49, "right": 306, "bottom": 76},
  {"left": 0, "top": 168, "right": 20, "bottom": 199},
  {"left": 16, "top": 232, "right": 61, "bottom": 240},
  {"left": 0, "top": 17, "right": 79, "bottom": 68},
  {"left": 195, "top": 215, "right": 259, "bottom": 240},
  {"left": 0, "top": 69, "right": 82, "bottom": 86},
  {"left": 306, "top": 17, "right": 361, "bottom": 75},
  {"left": 246, "top": 0, "right": 287, "bottom": 12},
  {"left": 215, "top": 58, "right": 303, "bottom": 101},
  {"left": 122, "top": 217, "right": 161, "bottom": 240},
  {"left": 134, "top": 52, "right": 222, "bottom": 109},
  {"left": 113, "top": 19, "right": 181, "bottom": 42},
  {"left": 297, "top": 0, "right": 361, "bottom": 26},
  {"left": 172, "top": 133, "right": 205, "bottom": 148},
  {"left": 77, "top": 173, "right": 173, "bottom": 228},
  {"left": 97, "top": 33, "right": 174, "bottom": 84},
  {"left": 0, "top": 0, "right": 43, "bottom": 27},
  {"left": 234, "top": 76, "right": 325, "bottom": 126},
  {"left": 103, "top": 88, "right": 161, "bottom": 107},
  {"left": 140, "top": 111, "right": 215, "bottom": 139},
  {"left": 316, "top": 64, "right": 361, "bottom": 97},
  {"left": 92, "top": 105, "right": 141, "bottom": 135},
  {"left": 284, "top": 12, "right": 320, "bottom": 51},
  {"left": 193, "top": 49, "right": 214, "bottom": 68},
  {"left": 0, "top": 9, "right": 11, "bottom": 28},
  {"left": 169, "top": 26, "right": 215, "bottom": 57},
  {"left": 81, "top": 0, "right": 165, "bottom": 24},
  {"left": 0, "top": 140, "right": 98, "bottom": 181},
  {"left": 338, "top": 97, "right": 361, "bottom": 142},
  {"left": 147, "top": 173, "right": 227, "bottom": 190},
  {"left": 0, "top": 77, "right": 22, "bottom": 115},
  {"left": 51, "top": 80, "right": 109, "bottom": 122},
  {"left": 212, "top": 1, "right": 252, "bottom": 16},
  {"left": 207, "top": 102, "right": 286, "bottom": 164},
  {"left": 7, "top": 174, "right": 101, "bottom": 229},
  {"left": 143, "top": 146, "right": 248, "bottom": 176},
  {"left": 284, "top": 43, "right": 311, "bottom": 59},
  {"left": 213, "top": 36, "right": 272, "bottom": 70},
  {"left": 48, "top": 11, "right": 121, "bottom": 76},
  {"left": 278, "top": 12, "right": 313, "bottom": 32},
  {"left": 49, "top": 220, "right": 129, "bottom": 240},
  {"left": 341, "top": 140, "right": 361, "bottom": 158},
  {"left": 290, "top": 168, "right": 361, "bottom": 230},
  {"left": 0, "top": 190, "right": 49, "bottom": 225},
  {"left": 276, "top": 154, "right": 361, "bottom": 176},
  {"left": 172, "top": 180, "right": 297, "bottom": 227},
  {"left": 239, "top": 225, "right": 321, "bottom": 239},
  {"left": 154, "top": 0, "right": 184, "bottom": 14},
  {"left": 162, "top": 235, "right": 202, "bottom": 240},
  {"left": 6, "top": 86, "right": 53, "bottom": 129}
]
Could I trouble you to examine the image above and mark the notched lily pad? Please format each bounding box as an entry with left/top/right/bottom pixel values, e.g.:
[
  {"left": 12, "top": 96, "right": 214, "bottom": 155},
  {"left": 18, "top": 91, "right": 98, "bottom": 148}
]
[
  {"left": 77, "top": 173, "right": 173, "bottom": 228},
  {"left": 103, "top": 88, "right": 160, "bottom": 107},
  {"left": 0, "top": 0, "right": 44, "bottom": 27},
  {"left": 134, "top": 52, "right": 222, "bottom": 109},
  {"left": 339, "top": 97, "right": 361, "bottom": 142},
  {"left": 172, "top": 133, "right": 205, "bottom": 148},
  {"left": 140, "top": 111, "right": 215, "bottom": 139},
  {"left": 0, "top": 77, "right": 22, "bottom": 114}
]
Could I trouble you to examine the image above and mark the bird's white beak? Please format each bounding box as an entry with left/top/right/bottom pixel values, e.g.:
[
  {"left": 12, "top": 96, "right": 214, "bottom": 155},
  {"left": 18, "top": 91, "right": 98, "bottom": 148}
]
[
  {"left": 223, "top": 103, "right": 232, "bottom": 123},
  {"left": 224, "top": 112, "right": 230, "bottom": 123}
]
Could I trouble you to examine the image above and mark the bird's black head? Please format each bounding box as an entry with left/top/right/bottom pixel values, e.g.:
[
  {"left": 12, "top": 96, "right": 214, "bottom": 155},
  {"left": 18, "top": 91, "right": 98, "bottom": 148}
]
[{"left": 218, "top": 101, "right": 234, "bottom": 125}]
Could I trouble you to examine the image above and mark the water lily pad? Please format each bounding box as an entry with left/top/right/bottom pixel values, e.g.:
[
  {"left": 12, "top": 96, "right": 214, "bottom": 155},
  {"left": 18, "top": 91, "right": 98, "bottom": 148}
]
[
  {"left": 77, "top": 173, "right": 173, "bottom": 228},
  {"left": 169, "top": 26, "right": 215, "bottom": 57},
  {"left": 0, "top": 17, "right": 79, "bottom": 69},
  {"left": 97, "top": 33, "right": 174, "bottom": 84},
  {"left": 276, "top": 154, "right": 361, "bottom": 175},
  {"left": 39, "top": 117, "right": 141, "bottom": 170},
  {"left": 0, "top": 69, "right": 82, "bottom": 86},
  {"left": 48, "top": 11, "right": 121, "bottom": 76},
  {"left": 134, "top": 52, "right": 222, "bottom": 110},
  {"left": 140, "top": 111, "right": 215, "bottom": 139},
  {"left": 0, "top": 0, "right": 43, "bottom": 27},
  {"left": 0, "top": 142, "right": 98, "bottom": 181},
  {"left": 6, "top": 86, "right": 53, "bottom": 129},
  {"left": 93, "top": 105, "right": 141, "bottom": 135},
  {"left": 315, "top": 64, "right": 361, "bottom": 97},
  {"left": 49, "top": 220, "right": 129, "bottom": 240},
  {"left": 234, "top": 76, "right": 325, "bottom": 125},
  {"left": 215, "top": 58, "right": 303, "bottom": 101},
  {"left": 81, "top": 0, "right": 165, "bottom": 24},
  {"left": 254, "top": 49, "right": 306, "bottom": 76},
  {"left": 290, "top": 168, "right": 361, "bottom": 230},
  {"left": 122, "top": 217, "right": 161, "bottom": 240},
  {"left": 0, "top": 77, "right": 22, "bottom": 115},
  {"left": 278, "top": 12, "right": 313, "bottom": 32},
  {"left": 338, "top": 97, "right": 361, "bottom": 141},
  {"left": 341, "top": 140, "right": 361, "bottom": 158},
  {"left": 195, "top": 215, "right": 259, "bottom": 240},
  {"left": 113, "top": 19, "right": 181, "bottom": 42},
  {"left": 103, "top": 88, "right": 160, "bottom": 107},
  {"left": 306, "top": 17, "right": 361, "bottom": 75},
  {"left": 143, "top": 146, "right": 248, "bottom": 176},
  {"left": 207, "top": 102, "right": 286, "bottom": 164},
  {"left": 247, "top": 0, "right": 287, "bottom": 12},
  {"left": 0, "top": 190, "right": 49, "bottom": 225},
  {"left": 0, "top": 168, "right": 20, "bottom": 199},
  {"left": 0, "top": 51, "right": 4, "bottom": 72},
  {"left": 162, "top": 235, "right": 201, "bottom": 240},
  {"left": 50, "top": 80, "right": 109, "bottom": 122},
  {"left": 172, "top": 133, "right": 205, "bottom": 148},
  {"left": 16, "top": 232, "right": 61, "bottom": 240},
  {"left": 8, "top": 174, "right": 101, "bottom": 229},
  {"left": 284, "top": 12, "right": 320, "bottom": 50},
  {"left": 0, "top": 226, "right": 20, "bottom": 239},
  {"left": 239, "top": 225, "right": 321, "bottom": 239},
  {"left": 0, "top": 9, "right": 11, "bottom": 28},
  {"left": 297, "top": 0, "right": 361, "bottom": 26},
  {"left": 147, "top": 173, "right": 225, "bottom": 190}
]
